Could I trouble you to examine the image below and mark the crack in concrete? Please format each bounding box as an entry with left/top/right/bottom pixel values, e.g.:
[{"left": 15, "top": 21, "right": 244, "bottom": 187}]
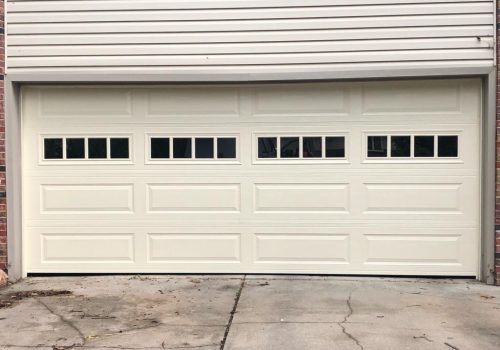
[
  {"left": 35, "top": 297, "right": 86, "bottom": 348},
  {"left": 338, "top": 289, "right": 364, "bottom": 350},
  {"left": 413, "top": 334, "right": 433, "bottom": 343},
  {"left": 219, "top": 275, "right": 246, "bottom": 350},
  {"left": 444, "top": 342, "right": 460, "bottom": 350}
]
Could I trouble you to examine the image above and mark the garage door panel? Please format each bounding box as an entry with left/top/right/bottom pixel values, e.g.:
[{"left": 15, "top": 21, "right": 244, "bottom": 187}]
[
  {"left": 253, "top": 183, "right": 349, "bottom": 213},
  {"left": 147, "top": 233, "right": 241, "bottom": 263},
  {"left": 40, "top": 184, "right": 134, "bottom": 213},
  {"left": 146, "top": 87, "right": 241, "bottom": 117},
  {"left": 360, "top": 177, "right": 477, "bottom": 221},
  {"left": 363, "top": 183, "right": 461, "bottom": 214},
  {"left": 254, "top": 233, "right": 350, "bottom": 264},
  {"left": 363, "top": 234, "right": 461, "bottom": 265},
  {"left": 360, "top": 79, "right": 480, "bottom": 117},
  {"left": 41, "top": 233, "right": 135, "bottom": 263},
  {"left": 23, "top": 87, "right": 134, "bottom": 123},
  {"left": 250, "top": 83, "right": 351, "bottom": 117},
  {"left": 147, "top": 183, "right": 241, "bottom": 213},
  {"left": 360, "top": 229, "right": 477, "bottom": 274}
]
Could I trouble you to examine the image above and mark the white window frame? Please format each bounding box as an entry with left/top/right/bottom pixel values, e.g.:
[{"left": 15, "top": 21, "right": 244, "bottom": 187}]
[
  {"left": 363, "top": 131, "right": 463, "bottom": 163},
  {"left": 253, "top": 132, "right": 349, "bottom": 164},
  {"left": 39, "top": 133, "right": 134, "bottom": 165},
  {"left": 145, "top": 133, "right": 240, "bottom": 165}
]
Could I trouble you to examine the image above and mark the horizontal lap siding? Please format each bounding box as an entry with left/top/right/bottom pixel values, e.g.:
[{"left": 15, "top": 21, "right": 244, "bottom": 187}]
[{"left": 5, "top": 0, "right": 496, "bottom": 75}]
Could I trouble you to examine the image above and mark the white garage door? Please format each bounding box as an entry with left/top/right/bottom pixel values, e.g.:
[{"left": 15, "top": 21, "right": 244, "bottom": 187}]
[{"left": 22, "top": 79, "right": 481, "bottom": 276}]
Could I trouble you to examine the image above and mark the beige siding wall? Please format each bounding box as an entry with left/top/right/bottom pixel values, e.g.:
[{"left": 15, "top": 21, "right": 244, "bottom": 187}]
[{"left": 5, "top": 0, "right": 495, "bottom": 77}]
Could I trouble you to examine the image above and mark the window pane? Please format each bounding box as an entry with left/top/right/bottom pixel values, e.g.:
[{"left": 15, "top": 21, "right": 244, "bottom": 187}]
[
  {"left": 195, "top": 138, "right": 214, "bottom": 159},
  {"left": 438, "top": 136, "right": 458, "bottom": 157},
  {"left": 173, "top": 138, "right": 192, "bottom": 159},
  {"left": 367, "top": 136, "right": 387, "bottom": 157},
  {"left": 258, "top": 137, "right": 277, "bottom": 158},
  {"left": 217, "top": 138, "right": 236, "bottom": 159},
  {"left": 325, "top": 137, "right": 345, "bottom": 158},
  {"left": 391, "top": 136, "right": 411, "bottom": 157},
  {"left": 414, "top": 136, "right": 434, "bottom": 157},
  {"left": 280, "top": 137, "right": 299, "bottom": 158},
  {"left": 66, "top": 138, "right": 85, "bottom": 159},
  {"left": 151, "top": 138, "right": 170, "bottom": 159},
  {"left": 303, "top": 137, "right": 322, "bottom": 158},
  {"left": 88, "top": 138, "right": 107, "bottom": 159},
  {"left": 110, "top": 138, "right": 130, "bottom": 159},
  {"left": 44, "top": 138, "right": 63, "bottom": 159}
]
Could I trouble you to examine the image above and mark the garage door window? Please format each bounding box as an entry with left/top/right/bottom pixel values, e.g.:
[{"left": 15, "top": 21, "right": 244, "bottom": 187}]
[
  {"left": 88, "top": 138, "right": 107, "bottom": 159},
  {"left": 257, "top": 135, "right": 346, "bottom": 160},
  {"left": 438, "top": 136, "right": 458, "bottom": 157},
  {"left": 44, "top": 138, "right": 63, "bottom": 159},
  {"left": 414, "top": 136, "right": 434, "bottom": 157},
  {"left": 149, "top": 136, "right": 238, "bottom": 161},
  {"left": 366, "top": 134, "right": 459, "bottom": 159},
  {"left": 42, "top": 136, "right": 130, "bottom": 161}
]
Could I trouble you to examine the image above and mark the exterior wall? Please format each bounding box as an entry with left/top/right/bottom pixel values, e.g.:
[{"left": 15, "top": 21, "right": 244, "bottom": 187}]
[
  {"left": 5, "top": 0, "right": 495, "bottom": 77},
  {"left": 496, "top": 1, "right": 500, "bottom": 286},
  {"left": 0, "top": 0, "right": 5, "bottom": 274}
]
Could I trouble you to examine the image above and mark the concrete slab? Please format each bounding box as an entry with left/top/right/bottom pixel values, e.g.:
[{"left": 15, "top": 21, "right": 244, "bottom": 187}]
[
  {"left": 0, "top": 276, "right": 499, "bottom": 350},
  {"left": 0, "top": 275, "right": 242, "bottom": 349},
  {"left": 226, "top": 277, "right": 500, "bottom": 350}
]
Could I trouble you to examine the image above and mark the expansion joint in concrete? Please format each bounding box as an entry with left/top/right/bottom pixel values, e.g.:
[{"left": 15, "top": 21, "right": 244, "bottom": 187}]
[{"left": 219, "top": 274, "right": 246, "bottom": 350}]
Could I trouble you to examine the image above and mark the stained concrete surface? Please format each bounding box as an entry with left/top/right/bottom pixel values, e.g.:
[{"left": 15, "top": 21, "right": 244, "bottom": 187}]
[{"left": 0, "top": 276, "right": 499, "bottom": 350}]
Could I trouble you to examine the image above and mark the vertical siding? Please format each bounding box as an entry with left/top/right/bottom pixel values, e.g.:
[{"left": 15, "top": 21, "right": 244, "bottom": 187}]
[{"left": 5, "top": 0, "right": 496, "bottom": 77}]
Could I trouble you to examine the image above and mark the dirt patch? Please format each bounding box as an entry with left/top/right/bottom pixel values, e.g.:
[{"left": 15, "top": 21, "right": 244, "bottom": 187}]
[{"left": 0, "top": 290, "right": 73, "bottom": 309}]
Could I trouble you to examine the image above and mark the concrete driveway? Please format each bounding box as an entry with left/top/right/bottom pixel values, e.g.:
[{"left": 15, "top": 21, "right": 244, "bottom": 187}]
[{"left": 0, "top": 276, "right": 499, "bottom": 350}]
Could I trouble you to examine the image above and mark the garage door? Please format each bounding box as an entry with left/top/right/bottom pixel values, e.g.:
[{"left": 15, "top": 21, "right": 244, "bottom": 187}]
[{"left": 22, "top": 79, "right": 480, "bottom": 275}]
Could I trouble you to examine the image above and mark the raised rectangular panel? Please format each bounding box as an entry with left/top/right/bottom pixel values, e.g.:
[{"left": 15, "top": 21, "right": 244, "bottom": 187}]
[
  {"left": 42, "top": 234, "right": 134, "bottom": 262},
  {"left": 255, "top": 183, "right": 349, "bottom": 213},
  {"left": 364, "top": 183, "right": 460, "bottom": 213},
  {"left": 39, "top": 88, "right": 132, "bottom": 117},
  {"left": 147, "top": 87, "right": 240, "bottom": 116},
  {"left": 41, "top": 184, "right": 134, "bottom": 213},
  {"left": 147, "top": 233, "right": 240, "bottom": 262},
  {"left": 255, "top": 234, "right": 349, "bottom": 263},
  {"left": 252, "top": 84, "right": 349, "bottom": 116},
  {"left": 364, "top": 234, "right": 461, "bottom": 265},
  {"left": 147, "top": 184, "right": 240, "bottom": 212},
  {"left": 361, "top": 80, "right": 460, "bottom": 114}
]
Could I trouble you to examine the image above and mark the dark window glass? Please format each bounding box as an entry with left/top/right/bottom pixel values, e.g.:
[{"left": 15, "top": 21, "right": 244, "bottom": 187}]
[
  {"left": 438, "top": 136, "right": 458, "bottom": 157},
  {"left": 66, "top": 138, "right": 85, "bottom": 159},
  {"left": 367, "top": 136, "right": 387, "bottom": 157},
  {"left": 280, "top": 137, "right": 299, "bottom": 158},
  {"left": 44, "top": 138, "right": 63, "bottom": 159},
  {"left": 391, "top": 136, "right": 411, "bottom": 157},
  {"left": 151, "top": 138, "right": 170, "bottom": 159},
  {"left": 88, "top": 138, "right": 107, "bottom": 159},
  {"left": 325, "top": 137, "right": 345, "bottom": 158},
  {"left": 110, "top": 138, "right": 130, "bottom": 159},
  {"left": 217, "top": 138, "right": 236, "bottom": 159},
  {"left": 173, "top": 138, "right": 192, "bottom": 159},
  {"left": 303, "top": 137, "right": 322, "bottom": 158},
  {"left": 195, "top": 138, "right": 214, "bottom": 159},
  {"left": 414, "top": 136, "right": 434, "bottom": 157},
  {"left": 258, "top": 137, "right": 277, "bottom": 158}
]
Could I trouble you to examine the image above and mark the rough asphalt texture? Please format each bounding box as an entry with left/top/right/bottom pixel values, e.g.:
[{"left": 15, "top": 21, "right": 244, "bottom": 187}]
[{"left": 0, "top": 275, "right": 499, "bottom": 350}]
